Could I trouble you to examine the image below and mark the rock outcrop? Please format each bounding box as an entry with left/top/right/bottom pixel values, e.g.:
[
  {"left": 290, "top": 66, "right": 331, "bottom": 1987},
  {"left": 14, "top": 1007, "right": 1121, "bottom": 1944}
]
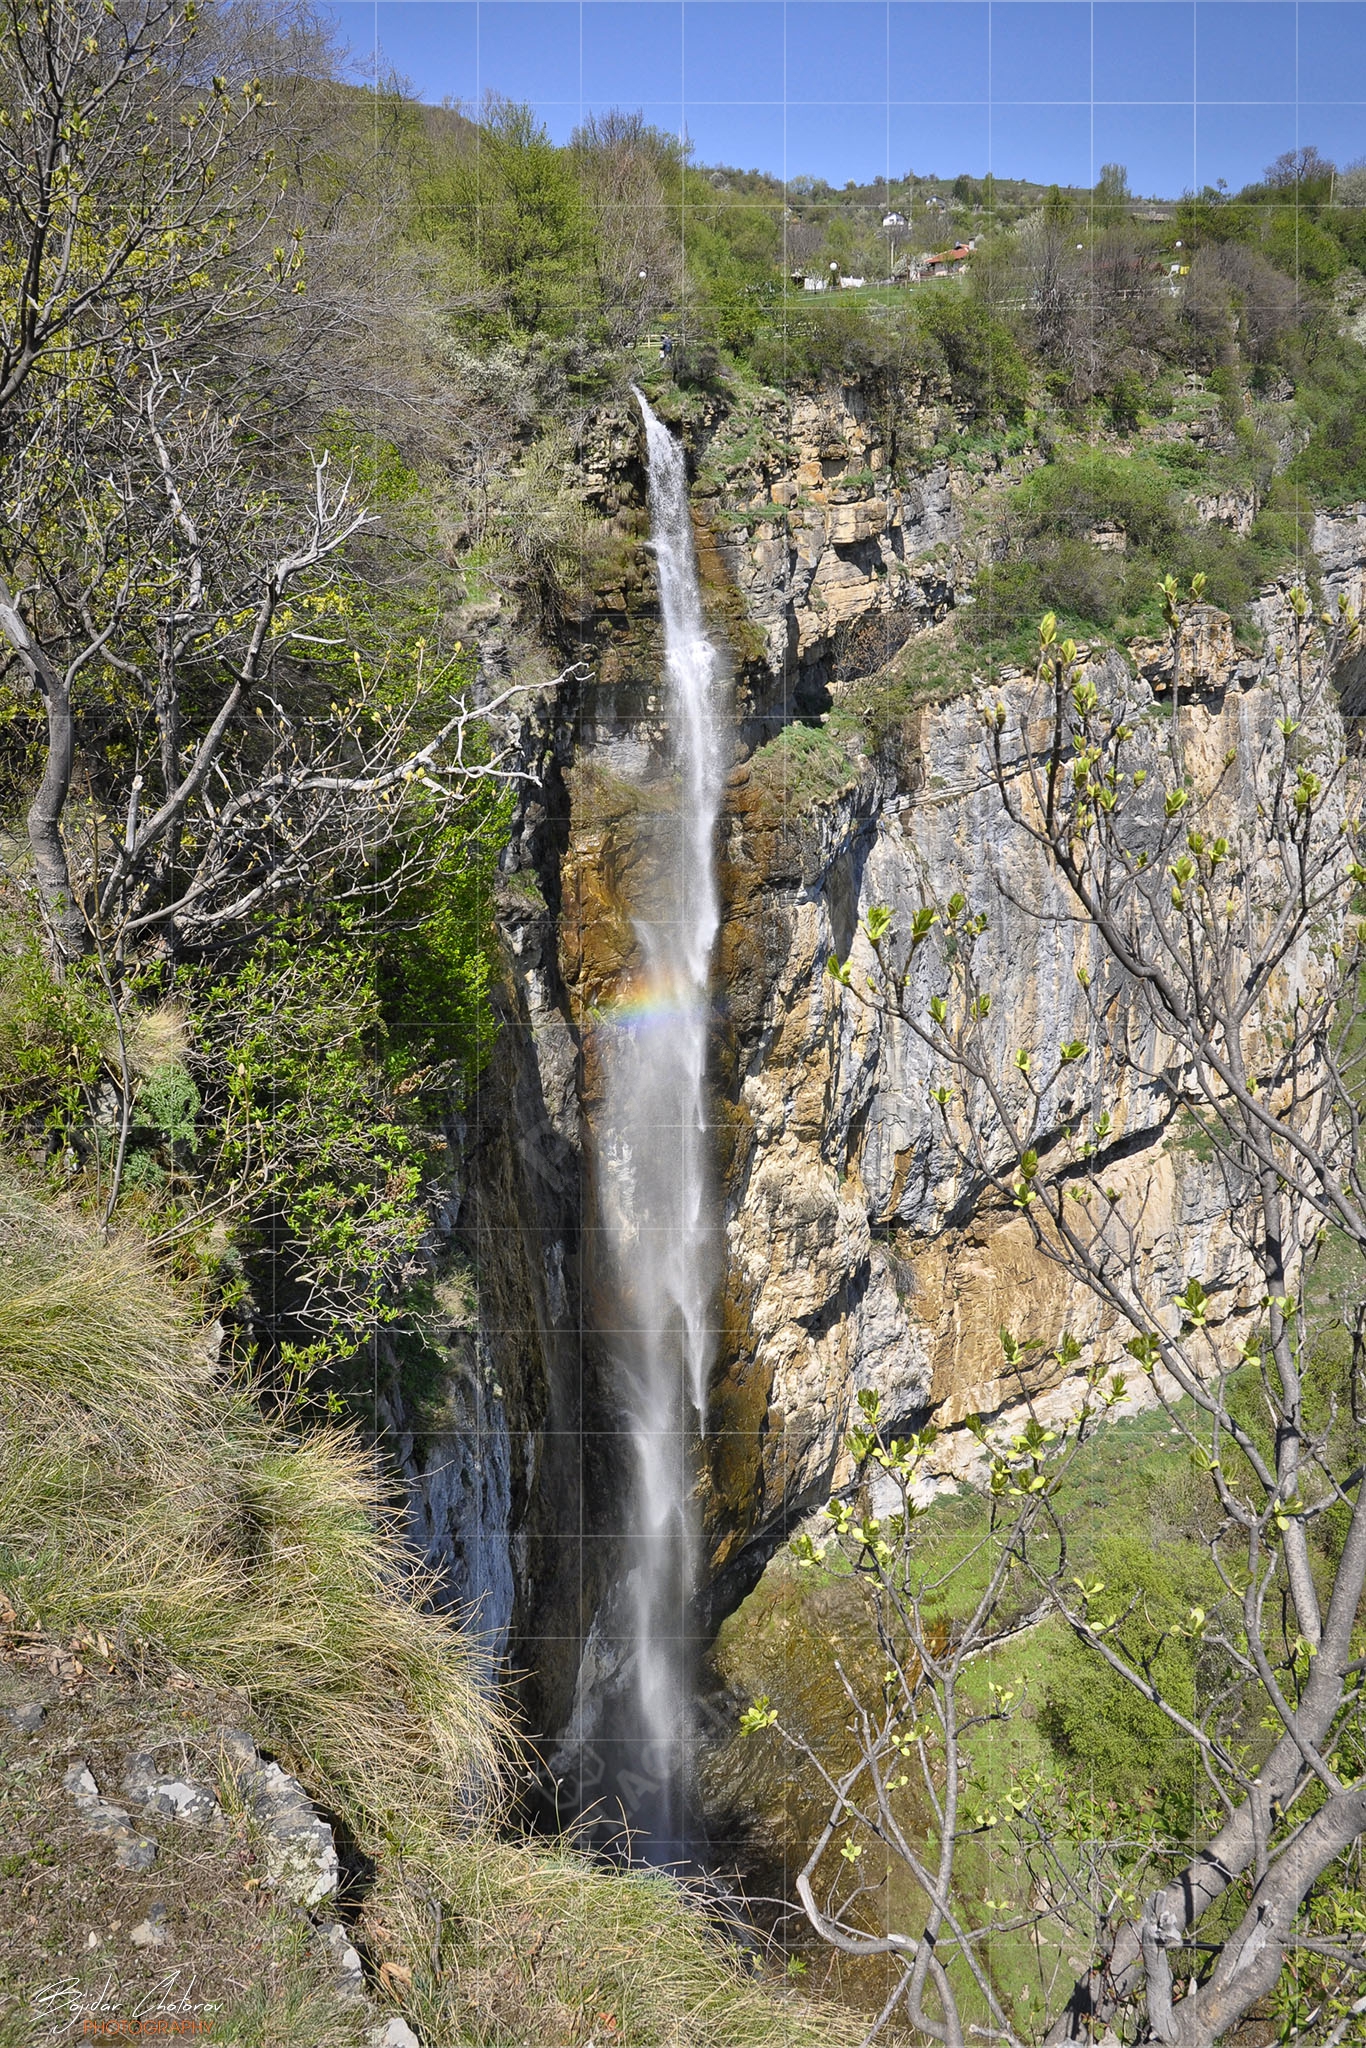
[
  {"left": 704, "top": 658, "right": 1302, "bottom": 1594},
  {"left": 698, "top": 387, "right": 960, "bottom": 686},
  {"left": 1315, "top": 506, "right": 1366, "bottom": 712}
]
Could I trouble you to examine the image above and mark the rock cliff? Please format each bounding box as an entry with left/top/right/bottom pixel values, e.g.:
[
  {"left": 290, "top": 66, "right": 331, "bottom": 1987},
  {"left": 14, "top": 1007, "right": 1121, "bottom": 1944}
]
[
  {"left": 425, "top": 382, "right": 1366, "bottom": 1762},
  {"left": 704, "top": 654, "right": 1314, "bottom": 1601}
]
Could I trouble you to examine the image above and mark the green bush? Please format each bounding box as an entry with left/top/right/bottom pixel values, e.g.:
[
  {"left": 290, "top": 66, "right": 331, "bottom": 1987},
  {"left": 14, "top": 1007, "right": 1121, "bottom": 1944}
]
[
  {"left": 375, "top": 785, "right": 510, "bottom": 1083},
  {"left": 0, "top": 937, "right": 114, "bottom": 1140},
  {"left": 1287, "top": 344, "right": 1366, "bottom": 506},
  {"left": 915, "top": 289, "right": 1030, "bottom": 422},
  {"left": 1035, "top": 1534, "right": 1223, "bottom": 1839},
  {"left": 1012, "top": 452, "right": 1181, "bottom": 552},
  {"left": 1108, "top": 368, "right": 1145, "bottom": 433},
  {"left": 1263, "top": 210, "right": 1343, "bottom": 287},
  {"left": 180, "top": 924, "right": 431, "bottom": 1378},
  {"left": 965, "top": 448, "right": 1301, "bottom": 648},
  {"left": 134, "top": 1060, "right": 200, "bottom": 1146},
  {"left": 746, "top": 293, "right": 912, "bottom": 392}
]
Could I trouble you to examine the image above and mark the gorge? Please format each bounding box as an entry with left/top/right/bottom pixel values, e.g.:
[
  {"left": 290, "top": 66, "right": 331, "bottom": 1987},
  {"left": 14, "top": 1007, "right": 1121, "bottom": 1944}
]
[{"left": 390, "top": 368, "right": 1366, "bottom": 1851}]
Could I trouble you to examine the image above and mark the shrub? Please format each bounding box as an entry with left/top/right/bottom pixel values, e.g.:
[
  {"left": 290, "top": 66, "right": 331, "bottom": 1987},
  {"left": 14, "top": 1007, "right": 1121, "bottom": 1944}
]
[
  {"left": 1012, "top": 452, "right": 1181, "bottom": 553},
  {"left": 916, "top": 289, "right": 1029, "bottom": 422},
  {"left": 1035, "top": 1535, "right": 1225, "bottom": 1840},
  {"left": 181, "top": 925, "right": 432, "bottom": 1378},
  {"left": 0, "top": 937, "right": 114, "bottom": 1141},
  {"left": 964, "top": 449, "right": 1302, "bottom": 648},
  {"left": 1287, "top": 345, "right": 1366, "bottom": 506},
  {"left": 746, "top": 293, "right": 910, "bottom": 393},
  {"left": 1263, "top": 210, "right": 1343, "bottom": 287},
  {"left": 1108, "top": 368, "right": 1145, "bottom": 433}
]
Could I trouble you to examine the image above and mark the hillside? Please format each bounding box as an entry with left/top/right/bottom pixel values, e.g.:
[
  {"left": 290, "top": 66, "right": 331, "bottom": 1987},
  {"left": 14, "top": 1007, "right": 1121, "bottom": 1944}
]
[{"left": 2, "top": 5, "right": 1366, "bottom": 2041}]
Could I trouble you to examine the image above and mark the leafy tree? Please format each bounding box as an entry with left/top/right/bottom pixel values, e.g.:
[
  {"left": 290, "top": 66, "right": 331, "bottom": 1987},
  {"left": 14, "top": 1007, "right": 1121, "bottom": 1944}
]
[
  {"left": 1043, "top": 183, "right": 1074, "bottom": 230},
  {"left": 1094, "top": 161, "right": 1132, "bottom": 209},
  {"left": 915, "top": 290, "right": 1029, "bottom": 422},
  {"left": 1264, "top": 209, "right": 1343, "bottom": 287},
  {"left": 438, "top": 93, "right": 587, "bottom": 334}
]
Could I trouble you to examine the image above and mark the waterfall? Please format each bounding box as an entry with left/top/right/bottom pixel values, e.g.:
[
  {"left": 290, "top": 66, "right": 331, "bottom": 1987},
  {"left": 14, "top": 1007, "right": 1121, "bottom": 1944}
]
[{"left": 587, "top": 391, "right": 726, "bottom": 1861}]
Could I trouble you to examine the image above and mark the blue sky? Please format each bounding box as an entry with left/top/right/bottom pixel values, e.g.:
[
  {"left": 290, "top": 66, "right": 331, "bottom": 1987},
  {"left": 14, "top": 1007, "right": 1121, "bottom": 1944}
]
[{"left": 326, "top": 1, "right": 1366, "bottom": 197}]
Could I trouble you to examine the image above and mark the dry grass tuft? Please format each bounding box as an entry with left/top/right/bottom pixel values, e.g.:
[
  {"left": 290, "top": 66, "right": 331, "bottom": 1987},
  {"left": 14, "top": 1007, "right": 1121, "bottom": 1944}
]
[
  {"left": 0, "top": 1181, "right": 505, "bottom": 1841},
  {"left": 125, "top": 1000, "right": 189, "bottom": 1076},
  {"left": 368, "top": 1834, "right": 846, "bottom": 2048}
]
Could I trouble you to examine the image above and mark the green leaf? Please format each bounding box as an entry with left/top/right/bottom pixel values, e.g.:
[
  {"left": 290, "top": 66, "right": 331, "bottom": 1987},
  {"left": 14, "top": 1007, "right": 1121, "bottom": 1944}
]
[{"left": 739, "top": 1696, "right": 778, "bottom": 1736}]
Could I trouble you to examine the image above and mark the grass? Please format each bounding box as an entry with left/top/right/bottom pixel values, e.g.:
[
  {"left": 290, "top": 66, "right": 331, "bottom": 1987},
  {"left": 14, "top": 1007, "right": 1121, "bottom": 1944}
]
[
  {"left": 0, "top": 1180, "right": 504, "bottom": 1844},
  {"left": 703, "top": 1396, "right": 1255, "bottom": 2031},
  {"left": 0, "top": 1175, "right": 846, "bottom": 2046},
  {"left": 745, "top": 717, "right": 863, "bottom": 817},
  {"left": 368, "top": 1839, "right": 844, "bottom": 2048}
]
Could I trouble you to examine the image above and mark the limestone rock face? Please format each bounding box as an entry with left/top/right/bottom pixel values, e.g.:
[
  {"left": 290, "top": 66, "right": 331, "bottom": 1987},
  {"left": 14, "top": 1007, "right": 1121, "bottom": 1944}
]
[
  {"left": 698, "top": 386, "right": 961, "bottom": 692},
  {"left": 1193, "top": 488, "right": 1258, "bottom": 535},
  {"left": 1314, "top": 508, "right": 1366, "bottom": 715},
  {"left": 704, "top": 659, "right": 1302, "bottom": 1588},
  {"left": 1313, "top": 505, "right": 1366, "bottom": 618},
  {"left": 1129, "top": 603, "right": 1251, "bottom": 695}
]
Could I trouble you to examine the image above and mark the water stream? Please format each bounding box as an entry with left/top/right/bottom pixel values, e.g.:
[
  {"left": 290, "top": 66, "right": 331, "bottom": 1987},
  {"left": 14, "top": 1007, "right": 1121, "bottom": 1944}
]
[{"left": 589, "top": 391, "right": 726, "bottom": 1860}]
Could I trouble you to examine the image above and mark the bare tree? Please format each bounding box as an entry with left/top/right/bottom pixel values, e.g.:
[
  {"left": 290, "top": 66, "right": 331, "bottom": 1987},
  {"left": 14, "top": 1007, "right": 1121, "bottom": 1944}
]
[
  {"left": 0, "top": 0, "right": 306, "bottom": 955},
  {"left": 0, "top": 0, "right": 317, "bottom": 420},
  {"left": 0, "top": 1, "right": 568, "bottom": 970},
  {"left": 754, "top": 585, "right": 1366, "bottom": 2044},
  {"left": 572, "top": 110, "right": 685, "bottom": 345}
]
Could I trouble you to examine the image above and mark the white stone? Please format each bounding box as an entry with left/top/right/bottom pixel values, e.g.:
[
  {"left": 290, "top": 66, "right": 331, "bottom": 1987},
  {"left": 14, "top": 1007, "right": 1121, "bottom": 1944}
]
[{"left": 368, "top": 2019, "right": 421, "bottom": 2048}]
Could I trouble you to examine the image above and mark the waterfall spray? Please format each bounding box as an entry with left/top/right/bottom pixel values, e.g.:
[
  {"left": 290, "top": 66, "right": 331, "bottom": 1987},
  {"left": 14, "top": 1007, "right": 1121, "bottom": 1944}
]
[{"left": 589, "top": 391, "right": 726, "bottom": 1860}]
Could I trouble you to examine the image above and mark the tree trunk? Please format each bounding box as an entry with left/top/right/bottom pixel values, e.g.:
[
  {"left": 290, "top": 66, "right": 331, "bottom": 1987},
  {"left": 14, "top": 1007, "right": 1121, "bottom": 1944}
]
[{"left": 0, "top": 576, "right": 87, "bottom": 963}]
